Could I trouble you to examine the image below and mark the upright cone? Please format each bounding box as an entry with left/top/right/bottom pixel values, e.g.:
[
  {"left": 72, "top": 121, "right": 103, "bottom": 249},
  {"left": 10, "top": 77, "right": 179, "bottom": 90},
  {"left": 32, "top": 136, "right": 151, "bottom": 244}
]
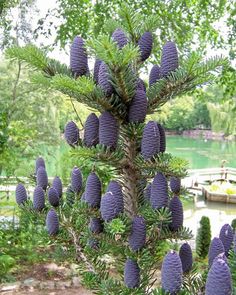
[
  {"left": 169, "top": 196, "right": 183, "bottom": 231},
  {"left": 161, "top": 251, "right": 183, "bottom": 294},
  {"left": 208, "top": 237, "right": 225, "bottom": 267},
  {"left": 149, "top": 65, "right": 161, "bottom": 86},
  {"left": 205, "top": 258, "right": 232, "bottom": 295},
  {"left": 70, "top": 36, "right": 88, "bottom": 77},
  {"left": 85, "top": 172, "right": 101, "bottom": 208},
  {"left": 219, "top": 224, "right": 233, "bottom": 256},
  {"left": 15, "top": 183, "right": 27, "bottom": 205},
  {"left": 84, "top": 113, "right": 99, "bottom": 147},
  {"left": 150, "top": 172, "right": 168, "bottom": 209},
  {"left": 33, "top": 186, "right": 45, "bottom": 211},
  {"left": 64, "top": 121, "right": 79, "bottom": 147},
  {"left": 112, "top": 28, "right": 128, "bottom": 49},
  {"left": 129, "top": 216, "right": 146, "bottom": 251},
  {"left": 98, "top": 62, "right": 113, "bottom": 96},
  {"left": 46, "top": 209, "right": 59, "bottom": 235},
  {"left": 36, "top": 167, "right": 48, "bottom": 190},
  {"left": 138, "top": 32, "right": 153, "bottom": 61},
  {"left": 124, "top": 259, "right": 140, "bottom": 288},
  {"left": 99, "top": 111, "right": 119, "bottom": 149},
  {"left": 160, "top": 41, "right": 179, "bottom": 77},
  {"left": 179, "top": 243, "right": 193, "bottom": 273},
  {"left": 128, "top": 89, "right": 147, "bottom": 123},
  {"left": 141, "top": 121, "right": 160, "bottom": 160}
]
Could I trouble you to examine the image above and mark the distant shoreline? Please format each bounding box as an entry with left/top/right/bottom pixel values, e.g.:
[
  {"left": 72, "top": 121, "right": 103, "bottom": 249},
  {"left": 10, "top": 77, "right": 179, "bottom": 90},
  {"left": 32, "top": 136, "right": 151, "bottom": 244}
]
[{"left": 166, "top": 129, "right": 235, "bottom": 141}]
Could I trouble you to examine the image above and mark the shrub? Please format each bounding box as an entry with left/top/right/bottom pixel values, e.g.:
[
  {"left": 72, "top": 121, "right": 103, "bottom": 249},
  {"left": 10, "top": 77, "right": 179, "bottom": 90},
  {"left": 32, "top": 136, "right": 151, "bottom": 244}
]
[{"left": 196, "top": 216, "right": 211, "bottom": 259}]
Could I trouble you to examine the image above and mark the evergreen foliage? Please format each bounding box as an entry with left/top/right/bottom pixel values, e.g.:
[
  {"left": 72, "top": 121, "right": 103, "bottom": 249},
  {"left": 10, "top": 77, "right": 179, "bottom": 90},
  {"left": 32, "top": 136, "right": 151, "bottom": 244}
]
[
  {"left": 196, "top": 216, "right": 211, "bottom": 259},
  {"left": 10, "top": 5, "right": 227, "bottom": 294}
]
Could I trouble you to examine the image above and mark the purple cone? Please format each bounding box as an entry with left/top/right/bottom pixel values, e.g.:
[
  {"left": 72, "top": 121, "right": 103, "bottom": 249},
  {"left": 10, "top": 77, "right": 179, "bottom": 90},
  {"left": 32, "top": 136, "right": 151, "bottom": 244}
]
[
  {"left": 35, "top": 157, "right": 45, "bottom": 174},
  {"left": 141, "top": 121, "right": 160, "bottom": 160},
  {"left": 100, "top": 192, "right": 118, "bottom": 222},
  {"left": 213, "top": 252, "right": 228, "bottom": 265},
  {"left": 15, "top": 183, "right": 27, "bottom": 205},
  {"left": 144, "top": 183, "right": 151, "bottom": 202},
  {"left": 70, "top": 36, "right": 88, "bottom": 77},
  {"left": 98, "top": 62, "right": 113, "bottom": 96},
  {"left": 128, "top": 89, "right": 147, "bottom": 123},
  {"left": 48, "top": 187, "right": 60, "bottom": 207},
  {"left": 36, "top": 167, "right": 48, "bottom": 190},
  {"left": 160, "top": 41, "right": 179, "bottom": 77},
  {"left": 84, "top": 113, "right": 99, "bottom": 147},
  {"left": 52, "top": 176, "right": 62, "bottom": 198},
  {"left": 169, "top": 196, "right": 183, "bottom": 231},
  {"left": 179, "top": 243, "right": 193, "bottom": 273},
  {"left": 208, "top": 237, "right": 225, "bottom": 267},
  {"left": 138, "top": 32, "right": 153, "bottom": 62},
  {"left": 89, "top": 217, "right": 103, "bottom": 234},
  {"left": 71, "top": 167, "right": 83, "bottom": 194},
  {"left": 64, "top": 121, "right": 79, "bottom": 147},
  {"left": 219, "top": 224, "right": 233, "bottom": 256},
  {"left": 93, "top": 58, "right": 102, "bottom": 84},
  {"left": 124, "top": 259, "right": 140, "bottom": 289},
  {"left": 46, "top": 208, "right": 59, "bottom": 235},
  {"left": 205, "top": 258, "right": 232, "bottom": 295},
  {"left": 112, "top": 28, "right": 128, "bottom": 49},
  {"left": 33, "top": 186, "right": 45, "bottom": 211},
  {"left": 161, "top": 251, "right": 183, "bottom": 294},
  {"left": 170, "top": 177, "right": 181, "bottom": 194},
  {"left": 85, "top": 172, "right": 101, "bottom": 208},
  {"left": 99, "top": 111, "right": 119, "bottom": 149},
  {"left": 150, "top": 173, "right": 168, "bottom": 209},
  {"left": 106, "top": 180, "right": 124, "bottom": 213},
  {"left": 137, "top": 78, "right": 146, "bottom": 92},
  {"left": 149, "top": 65, "right": 161, "bottom": 86},
  {"left": 157, "top": 123, "right": 166, "bottom": 152},
  {"left": 129, "top": 216, "right": 146, "bottom": 251}
]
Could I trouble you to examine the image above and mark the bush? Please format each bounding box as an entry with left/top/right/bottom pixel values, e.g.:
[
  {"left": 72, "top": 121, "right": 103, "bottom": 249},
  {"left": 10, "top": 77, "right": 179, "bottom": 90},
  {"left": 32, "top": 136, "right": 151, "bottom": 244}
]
[{"left": 196, "top": 216, "right": 211, "bottom": 259}]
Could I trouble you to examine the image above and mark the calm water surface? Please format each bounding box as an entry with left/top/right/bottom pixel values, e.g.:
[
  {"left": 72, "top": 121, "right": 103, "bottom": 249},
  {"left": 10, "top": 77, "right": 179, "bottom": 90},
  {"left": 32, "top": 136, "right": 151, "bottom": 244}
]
[{"left": 167, "top": 136, "right": 236, "bottom": 169}]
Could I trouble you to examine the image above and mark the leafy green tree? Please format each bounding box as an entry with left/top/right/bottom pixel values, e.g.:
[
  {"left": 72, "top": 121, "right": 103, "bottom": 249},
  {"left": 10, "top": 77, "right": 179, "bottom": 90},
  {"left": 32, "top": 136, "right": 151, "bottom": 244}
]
[
  {"left": 196, "top": 216, "right": 211, "bottom": 259},
  {"left": 37, "top": 0, "right": 235, "bottom": 55},
  {"left": 9, "top": 5, "right": 226, "bottom": 293},
  {"left": 0, "top": 60, "right": 63, "bottom": 176},
  {"left": 151, "top": 95, "right": 211, "bottom": 131}
]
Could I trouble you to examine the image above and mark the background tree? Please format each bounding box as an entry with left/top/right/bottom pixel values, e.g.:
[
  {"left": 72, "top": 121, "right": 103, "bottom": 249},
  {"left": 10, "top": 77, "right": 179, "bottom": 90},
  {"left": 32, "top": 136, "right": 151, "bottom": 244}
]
[{"left": 196, "top": 216, "right": 212, "bottom": 259}]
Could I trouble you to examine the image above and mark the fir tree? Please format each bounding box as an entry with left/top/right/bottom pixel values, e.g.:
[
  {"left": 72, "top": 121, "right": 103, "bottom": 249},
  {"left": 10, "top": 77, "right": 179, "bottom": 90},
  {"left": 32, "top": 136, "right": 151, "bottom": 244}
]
[
  {"left": 196, "top": 216, "right": 212, "bottom": 259},
  {"left": 10, "top": 5, "right": 227, "bottom": 293}
]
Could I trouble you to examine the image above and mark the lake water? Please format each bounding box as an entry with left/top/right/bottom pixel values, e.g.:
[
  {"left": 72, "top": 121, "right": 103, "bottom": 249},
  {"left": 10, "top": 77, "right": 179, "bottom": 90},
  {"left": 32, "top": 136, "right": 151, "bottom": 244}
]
[{"left": 167, "top": 136, "right": 236, "bottom": 169}]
